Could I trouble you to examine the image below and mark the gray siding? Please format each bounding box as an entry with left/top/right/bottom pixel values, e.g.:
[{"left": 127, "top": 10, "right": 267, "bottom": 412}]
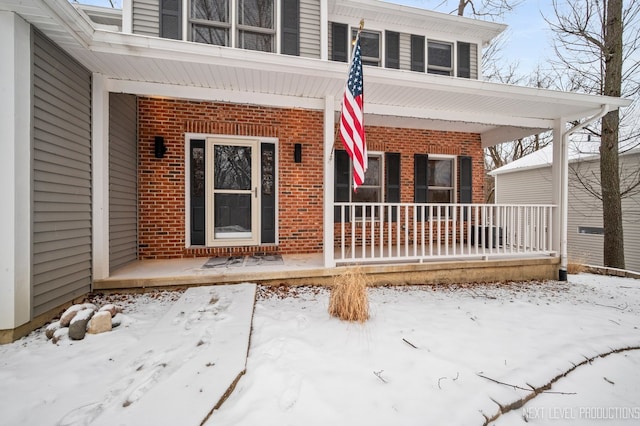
[
  {"left": 109, "top": 94, "right": 138, "bottom": 272},
  {"left": 133, "top": 0, "right": 160, "bottom": 37},
  {"left": 621, "top": 153, "right": 640, "bottom": 272},
  {"left": 495, "top": 168, "right": 553, "bottom": 205},
  {"left": 567, "top": 160, "right": 604, "bottom": 266},
  {"left": 496, "top": 153, "right": 640, "bottom": 272},
  {"left": 399, "top": 33, "right": 411, "bottom": 71},
  {"left": 32, "top": 30, "right": 92, "bottom": 317},
  {"left": 568, "top": 153, "right": 640, "bottom": 272},
  {"left": 300, "top": 0, "right": 320, "bottom": 58}
]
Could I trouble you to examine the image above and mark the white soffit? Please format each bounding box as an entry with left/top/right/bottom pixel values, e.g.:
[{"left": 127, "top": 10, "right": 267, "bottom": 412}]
[{"left": 2, "top": 0, "right": 631, "bottom": 147}]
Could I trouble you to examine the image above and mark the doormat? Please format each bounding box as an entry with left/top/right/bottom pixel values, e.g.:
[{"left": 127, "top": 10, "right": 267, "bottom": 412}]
[
  {"left": 245, "top": 254, "right": 283, "bottom": 266},
  {"left": 202, "top": 254, "right": 283, "bottom": 269},
  {"left": 202, "top": 256, "right": 244, "bottom": 268}
]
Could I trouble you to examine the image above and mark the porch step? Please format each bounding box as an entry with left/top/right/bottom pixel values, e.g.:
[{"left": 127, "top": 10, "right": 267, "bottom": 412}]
[{"left": 91, "top": 283, "right": 256, "bottom": 426}]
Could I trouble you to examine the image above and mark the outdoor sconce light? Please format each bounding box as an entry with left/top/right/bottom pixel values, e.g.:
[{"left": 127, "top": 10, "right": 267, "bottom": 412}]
[
  {"left": 294, "top": 143, "right": 302, "bottom": 163},
  {"left": 154, "top": 136, "right": 167, "bottom": 158}
]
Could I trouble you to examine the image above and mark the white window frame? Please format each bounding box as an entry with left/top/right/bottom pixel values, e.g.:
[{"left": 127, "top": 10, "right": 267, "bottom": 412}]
[
  {"left": 352, "top": 28, "right": 382, "bottom": 67},
  {"left": 184, "top": 133, "right": 279, "bottom": 248},
  {"left": 427, "top": 155, "right": 456, "bottom": 203},
  {"left": 189, "top": 0, "right": 276, "bottom": 51},
  {"left": 427, "top": 40, "right": 453, "bottom": 76}
]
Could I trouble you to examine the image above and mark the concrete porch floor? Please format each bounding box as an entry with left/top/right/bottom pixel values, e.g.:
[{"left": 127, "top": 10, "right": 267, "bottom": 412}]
[{"left": 94, "top": 252, "right": 560, "bottom": 291}]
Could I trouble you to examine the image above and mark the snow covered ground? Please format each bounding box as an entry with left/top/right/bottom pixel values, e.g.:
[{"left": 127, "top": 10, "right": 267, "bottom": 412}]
[{"left": 1, "top": 273, "right": 640, "bottom": 426}]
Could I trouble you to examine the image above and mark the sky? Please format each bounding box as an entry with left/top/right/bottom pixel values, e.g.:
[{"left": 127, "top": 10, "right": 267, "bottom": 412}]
[{"left": 75, "top": 0, "right": 557, "bottom": 76}]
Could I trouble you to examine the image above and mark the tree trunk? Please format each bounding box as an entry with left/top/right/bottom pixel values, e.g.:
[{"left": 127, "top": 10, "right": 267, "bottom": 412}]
[{"left": 601, "top": 0, "right": 625, "bottom": 268}]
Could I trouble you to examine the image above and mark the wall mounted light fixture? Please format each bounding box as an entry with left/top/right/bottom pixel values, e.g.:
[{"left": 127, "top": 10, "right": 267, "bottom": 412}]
[
  {"left": 294, "top": 143, "right": 302, "bottom": 163},
  {"left": 154, "top": 136, "right": 167, "bottom": 158}
]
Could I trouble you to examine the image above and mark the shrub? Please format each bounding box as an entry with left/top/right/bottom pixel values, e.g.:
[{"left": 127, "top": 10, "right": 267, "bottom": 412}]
[{"left": 329, "top": 266, "right": 369, "bottom": 323}]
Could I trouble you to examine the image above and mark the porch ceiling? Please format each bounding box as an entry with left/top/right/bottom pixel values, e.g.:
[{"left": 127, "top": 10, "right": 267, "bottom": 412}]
[{"left": 3, "top": 0, "right": 631, "bottom": 147}]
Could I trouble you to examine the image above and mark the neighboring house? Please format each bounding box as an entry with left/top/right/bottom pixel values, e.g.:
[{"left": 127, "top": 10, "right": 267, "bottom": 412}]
[
  {"left": 491, "top": 141, "right": 640, "bottom": 272},
  {"left": 0, "top": 0, "right": 630, "bottom": 341}
]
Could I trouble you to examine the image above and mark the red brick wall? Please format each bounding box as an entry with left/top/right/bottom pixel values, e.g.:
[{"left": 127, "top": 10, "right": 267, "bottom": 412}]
[{"left": 137, "top": 97, "right": 483, "bottom": 259}]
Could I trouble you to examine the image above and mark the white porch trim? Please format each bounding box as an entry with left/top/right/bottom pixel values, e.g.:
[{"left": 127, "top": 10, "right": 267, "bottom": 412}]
[
  {"left": 92, "top": 73, "right": 110, "bottom": 281},
  {"left": 323, "top": 95, "right": 336, "bottom": 268},
  {"left": 0, "top": 12, "right": 32, "bottom": 329}
]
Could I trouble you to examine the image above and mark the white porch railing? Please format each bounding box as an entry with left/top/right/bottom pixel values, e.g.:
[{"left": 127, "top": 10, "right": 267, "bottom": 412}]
[{"left": 334, "top": 203, "right": 557, "bottom": 264}]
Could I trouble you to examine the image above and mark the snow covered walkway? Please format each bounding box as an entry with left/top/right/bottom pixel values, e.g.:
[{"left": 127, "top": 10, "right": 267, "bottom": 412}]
[{"left": 91, "top": 284, "right": 256, "bottom": 426}]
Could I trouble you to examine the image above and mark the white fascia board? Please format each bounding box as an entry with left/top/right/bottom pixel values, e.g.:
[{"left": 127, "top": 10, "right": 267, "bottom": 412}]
[
  {"left": 36, "top": 0, "right": 95, "bottom": 48},
  {"left": 481, "top": 126, "right": 549, "bottom": 148},
  {"left": 106, "top": 78, "right": 326, "bottom": 110},
  {"left": 364, "top": 102, "right": 554, "bottom": 130},
  {"left": 91, "top": 31, "right": 343, "bottom": 78},
  {"left": 330, "top": 0, "right": 506, "bottom": 44}
]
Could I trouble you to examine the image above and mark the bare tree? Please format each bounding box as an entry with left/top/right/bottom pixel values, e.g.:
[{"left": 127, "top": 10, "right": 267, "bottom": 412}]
[
  {"left": 432, "top": 0, "right": 523, "bottom": 19},
  {"left": 547, "top": 0, "right": 640, "bottom": 269}
]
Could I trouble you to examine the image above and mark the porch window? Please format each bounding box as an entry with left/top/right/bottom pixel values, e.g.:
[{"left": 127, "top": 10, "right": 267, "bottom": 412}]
[
  {"left": 335, "top": 151, "right": 401, "bottom": 221},
  {"left": 427, "top": 40, "right": 453, "bottom": 76},
  {"left": 414, "top": 154, "right": 456, "bottom": 203},
  {"left": 190, "top": 0, "right": 275, "bottom": 52}
]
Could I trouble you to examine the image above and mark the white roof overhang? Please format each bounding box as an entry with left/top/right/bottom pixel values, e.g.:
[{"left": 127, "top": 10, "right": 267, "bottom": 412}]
[{"left": 3, "top": 0, "right": 632, "bottom": 148}]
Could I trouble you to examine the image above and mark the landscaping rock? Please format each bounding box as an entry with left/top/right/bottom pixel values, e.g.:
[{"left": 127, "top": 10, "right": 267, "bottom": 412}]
[
  {"left": 111, "top": 315, "right": 123, "bottom": 328},
  {"left": 60, "top": 303, "right": 97, "bottom": 327},
  {"left": 59, "top": 305, "right": 84, "bottom": 327},
  {"left": 99, "top": 304, "right": 121, "bottom": 318},
  {"left": 68, "top": 308, "right": 95, "bottom": 340},
  {"left": 45, "top": 321, "right": 62, "bottom": 340},
  {"left": 52, "top": 327, "right": 68, "bottom": 344},
  {"left": 87, "top": 311, "right": 112, "bottom": 335}
]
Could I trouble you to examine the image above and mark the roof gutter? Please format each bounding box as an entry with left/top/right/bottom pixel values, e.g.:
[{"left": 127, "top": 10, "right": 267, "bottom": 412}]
[{"left": 558, "top": 103, "right": 610, "bottom": 281}]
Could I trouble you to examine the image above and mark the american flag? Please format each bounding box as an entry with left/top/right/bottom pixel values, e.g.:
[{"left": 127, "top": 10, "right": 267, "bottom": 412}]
[{"left": 339, "top": 29, "right": 367, "bottom": 191}]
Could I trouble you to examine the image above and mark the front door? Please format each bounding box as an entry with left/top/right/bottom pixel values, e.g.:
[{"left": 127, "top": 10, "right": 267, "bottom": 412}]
[{"left": 206, "top": 138, "right": 259, "bottom": 246}]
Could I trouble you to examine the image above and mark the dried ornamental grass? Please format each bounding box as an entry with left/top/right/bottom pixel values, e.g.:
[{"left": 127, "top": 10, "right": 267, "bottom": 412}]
[
  {"left": 567, "top": 256, "right": 588, "bottom": 274},
  {"left": 328, "top": 266, "right": 369, "bottom": 323}
]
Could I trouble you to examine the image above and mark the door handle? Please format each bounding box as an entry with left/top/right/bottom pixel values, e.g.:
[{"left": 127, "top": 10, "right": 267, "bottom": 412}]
[{"left": 253, "top": 187, "right": 258, "bottom": 198}]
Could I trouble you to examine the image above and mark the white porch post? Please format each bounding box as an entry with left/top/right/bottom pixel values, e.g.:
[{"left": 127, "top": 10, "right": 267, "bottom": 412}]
[
  {"left": 0, "top": 12, "right": 32, "bottom": 331},
  {"left": 323, "top": 95, "right": 336, "bottom": 268},
  {"left": 92, "top": 74, "right": 110, "bottom": 281},
  {"left": 551, "top": 118, "right": 568, "bottom": 280}
]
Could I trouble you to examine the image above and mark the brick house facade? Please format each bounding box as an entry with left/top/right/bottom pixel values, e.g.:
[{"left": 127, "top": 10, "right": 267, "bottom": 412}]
[{"left": 138, "top": 97, "right": 484, "bottom": 259}]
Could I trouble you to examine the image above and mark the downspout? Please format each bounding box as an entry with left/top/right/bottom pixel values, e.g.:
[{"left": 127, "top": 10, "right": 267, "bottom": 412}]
[{"left": 558, "top": 103, "right": 610, "bottom": 281}]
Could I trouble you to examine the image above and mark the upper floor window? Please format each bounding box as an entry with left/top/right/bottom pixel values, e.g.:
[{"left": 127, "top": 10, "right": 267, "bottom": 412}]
[
  {"left": 190, "top": 0, "right": 275, "bottom": 51},
  {"left": 352, "top": 29, "right": 381, "bottom": 66},
  {"left": 427, "top": 41, "right": 453, "bottom": 76}
]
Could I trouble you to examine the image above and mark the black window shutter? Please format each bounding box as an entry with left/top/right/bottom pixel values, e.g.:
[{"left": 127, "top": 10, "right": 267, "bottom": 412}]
[
  {"left": 261, "top": 143, "right": 277, "bottom": 243},
  {"left": 459, "top": 155, "right": 472, "bottom": 220},
  {"left": 457, "top": 42, "right": 471, "bottom": 78},
  {"left": 190, "top": 140, "right": 205, "bottom": 245},
  {"left": 411, "top": 35, "right": 425, "bottom": 72},
  {"left": 459, "top": 155, "right": 472, "bottom": 203},
  {"left": 331, "top": 23, "right": 349, "bottom": 62},
  {"left": 335, "top": 150, "right": 351, "bottom": 222},
  {"left": 385, "top": 153, "right": 400, "bottom": 221},
  {"left": 414, "top": 154, "right": 429, "bottom": 220},
  {"left": 160, "top": 0, "right": 181, "bottom": 40},
  {"left": 281, "top": 0, "right": 300, "bottom": 56},
  {"left": 385, "top": 31, "right": 400, "bottom": 69}
]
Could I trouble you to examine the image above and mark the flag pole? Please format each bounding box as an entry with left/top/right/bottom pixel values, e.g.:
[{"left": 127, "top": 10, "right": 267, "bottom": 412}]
[{"left": 333, "top": 19, "right": 365, "bottom": 160}]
